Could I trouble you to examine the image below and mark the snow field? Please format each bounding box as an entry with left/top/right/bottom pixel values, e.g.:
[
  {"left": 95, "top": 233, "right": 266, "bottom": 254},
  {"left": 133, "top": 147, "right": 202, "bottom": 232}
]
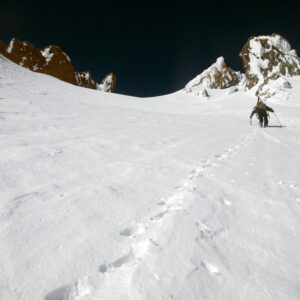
[{"left": 1, "top": 54, "right": 300, "bottom": 299}]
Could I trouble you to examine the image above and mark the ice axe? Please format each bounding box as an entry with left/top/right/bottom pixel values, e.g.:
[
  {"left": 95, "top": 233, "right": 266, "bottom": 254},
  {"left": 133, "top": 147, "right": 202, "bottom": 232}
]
[{"left": 273, "top": 112, "right": 283, "bottom": 127}]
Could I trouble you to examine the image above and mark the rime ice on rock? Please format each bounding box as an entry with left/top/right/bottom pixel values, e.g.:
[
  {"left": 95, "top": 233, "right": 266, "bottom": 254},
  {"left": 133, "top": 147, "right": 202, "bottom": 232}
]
[
  {"left": 75, "top": 71, "right": 97, "bottom": 89},
  {"left": 184, "top": 57, "right": 242, "bottom": 96}
]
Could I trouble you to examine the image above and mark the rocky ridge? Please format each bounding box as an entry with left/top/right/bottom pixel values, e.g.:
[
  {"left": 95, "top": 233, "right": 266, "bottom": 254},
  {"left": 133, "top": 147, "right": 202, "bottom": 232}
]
[
  {"left": 0, "top": 38, "right": 116, "bottom": 92},
  {"left": 240, "top": 34, "right": 300, "bottom": 89},
  {"left": 185, "top": 34, "right": 300, "bottom": 100},
  {"left": 184, "top": 57, "right": 243, "bottom": 97}
]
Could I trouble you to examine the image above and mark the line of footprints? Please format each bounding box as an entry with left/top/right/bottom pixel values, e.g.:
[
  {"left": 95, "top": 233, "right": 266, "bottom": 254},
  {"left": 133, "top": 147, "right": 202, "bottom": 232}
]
[{"left": 99, "top": 131, "right": 257, "bottom": 277}]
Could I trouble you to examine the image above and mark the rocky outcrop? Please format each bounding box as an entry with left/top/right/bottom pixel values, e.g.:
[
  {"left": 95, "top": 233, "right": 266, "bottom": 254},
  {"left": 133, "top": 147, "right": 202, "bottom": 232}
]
[
  {"left": 97, "top": 73, "right": 116, "bottom": 93},
  {"left": 240, "top": 33, "right": 300, "bottom": 90},
  {"left": 75, "top": 71, "right": 97, "bottom": 89},
  {"left": 0, "top": 38, "right": 78, "bottom": 85},
  {"left": 185, "top": 57, "right": 242, "bottom": 95},
  {"left": 0, "top": 38, "right": 116, "bottom": 92}
]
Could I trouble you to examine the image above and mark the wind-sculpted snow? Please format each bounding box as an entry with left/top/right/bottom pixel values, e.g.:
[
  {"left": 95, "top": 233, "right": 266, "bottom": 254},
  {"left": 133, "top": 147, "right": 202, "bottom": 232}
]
[{"left": 1, "top": 54, "right": 300, "bottom": 299}]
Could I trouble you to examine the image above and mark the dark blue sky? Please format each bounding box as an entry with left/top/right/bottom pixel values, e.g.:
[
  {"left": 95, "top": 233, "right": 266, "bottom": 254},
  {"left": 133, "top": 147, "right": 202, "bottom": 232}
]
[{"left": 1, "top": 0, "right": 299, "bottom": 97}]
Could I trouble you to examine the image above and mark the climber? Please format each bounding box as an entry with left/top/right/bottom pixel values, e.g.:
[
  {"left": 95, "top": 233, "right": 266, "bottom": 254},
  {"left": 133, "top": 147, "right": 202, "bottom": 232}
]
[{"left": 250, "top": 98, "right": 274, "bottom": 127}]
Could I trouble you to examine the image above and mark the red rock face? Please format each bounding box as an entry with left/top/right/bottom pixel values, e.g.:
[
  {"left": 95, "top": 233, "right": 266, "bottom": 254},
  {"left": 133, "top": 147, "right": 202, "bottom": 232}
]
[
  {"left": 0, "top": 38, "right": 116, "bottom": 92},
  {"left": 39, "top": 45, "right": 77, "bottom": 85},
  {"left": 75, "top": 71, "right": 97, "bottom": 89}
]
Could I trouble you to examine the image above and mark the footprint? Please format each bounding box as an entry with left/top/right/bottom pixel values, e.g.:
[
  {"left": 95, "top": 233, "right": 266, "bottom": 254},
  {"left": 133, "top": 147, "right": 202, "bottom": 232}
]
[
  {"left": 120, "top": 223, "right": 145, "bottom": 237},
  {"left": 202, "top": 163, "right": 211, "bottom": 169},
  {"left": 99, "top": 250, "right": 135, "bottom": 273},
  {"left": 112, "top": 250, "right": 135, "bottom": 268},
  {"left": 45, "top": 278, "right": 91, "bottom": 300},
  {"left": 99, "top": 264, "right": 108, "bottom": 273},
  {"left": 120, "top": 227, "right": 135, "bottom": 237},
  {"left": 150, "top": 210, "right": 168, "bottom": 221}
]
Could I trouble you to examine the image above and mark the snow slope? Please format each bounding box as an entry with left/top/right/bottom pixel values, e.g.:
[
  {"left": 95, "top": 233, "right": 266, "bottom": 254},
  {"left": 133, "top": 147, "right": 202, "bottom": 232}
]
[{"left": 1, "top": 54, "right": 300, "bottom": 300}]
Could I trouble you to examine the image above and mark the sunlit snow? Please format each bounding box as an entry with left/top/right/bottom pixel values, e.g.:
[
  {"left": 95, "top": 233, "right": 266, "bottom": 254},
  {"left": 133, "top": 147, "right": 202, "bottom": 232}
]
[{"left": 1, "top": 54, "right": 300, "bottom": 300}]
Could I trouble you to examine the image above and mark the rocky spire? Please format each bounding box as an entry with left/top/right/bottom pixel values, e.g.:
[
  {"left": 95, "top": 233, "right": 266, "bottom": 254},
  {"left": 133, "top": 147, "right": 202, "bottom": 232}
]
[
  {"left": 97, "top": 73, "right": 117, "bottom": 93},
  {"left": 185, "top": 57, "right": 242, "bottom": 96}
]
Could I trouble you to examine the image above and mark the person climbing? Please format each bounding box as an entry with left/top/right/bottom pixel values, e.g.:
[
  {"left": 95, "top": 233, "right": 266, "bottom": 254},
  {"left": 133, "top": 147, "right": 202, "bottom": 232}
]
[{"left": 250, "top": 98, "right": 274, "bottom": 127}]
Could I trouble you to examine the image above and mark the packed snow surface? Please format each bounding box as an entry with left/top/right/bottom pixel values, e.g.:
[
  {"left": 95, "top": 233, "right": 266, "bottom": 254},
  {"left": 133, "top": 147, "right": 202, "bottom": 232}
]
[{"left": 1, "top": 54, "right": 300, "bottom": 299}]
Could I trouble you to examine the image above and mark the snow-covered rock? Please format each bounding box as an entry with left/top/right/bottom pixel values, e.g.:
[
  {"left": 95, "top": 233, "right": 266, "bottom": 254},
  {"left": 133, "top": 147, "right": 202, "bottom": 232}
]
[
  {"left": 240, "top": 33, "right": 300, "bottom": 90},
  {"left": 185, "top": 57, "right": 242, "bottom": 94},
  {"left": 256, "top": 77, "right": 292, "bottom": 102},
  {"left": 0, "top": 38, "right": 116, "bottom": 92},
  {"left": 75, "top": 71, "right": 97, "bottom": 89},
  {"left": 97, "top": 72, "right": 116, "bottom": 93}
]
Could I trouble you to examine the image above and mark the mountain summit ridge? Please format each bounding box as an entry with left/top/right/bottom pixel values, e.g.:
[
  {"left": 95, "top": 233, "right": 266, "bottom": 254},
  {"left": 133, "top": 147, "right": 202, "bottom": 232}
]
[{"left": 185, "top": 33, "right": 300, "bottom": 100}]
